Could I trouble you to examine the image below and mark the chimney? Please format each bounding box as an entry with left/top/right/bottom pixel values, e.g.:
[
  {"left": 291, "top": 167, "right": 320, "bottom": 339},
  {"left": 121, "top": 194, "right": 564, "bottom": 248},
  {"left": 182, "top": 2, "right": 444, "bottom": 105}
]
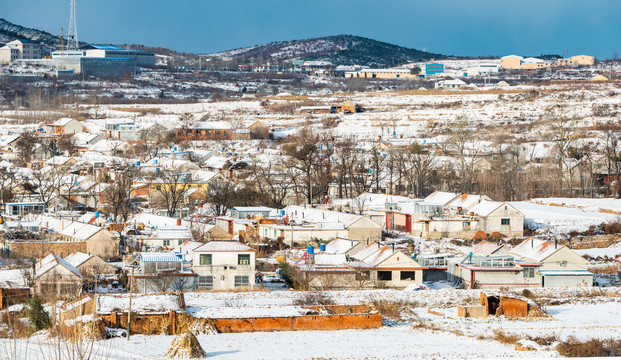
[
  {"left": 531, "top": 238, "right": 534, "bottom": 248},
  {"left": 555, "top": 239, "right": 558, "bottom": 249},
  {"left": 391, "top": 243, "right": 395, "bottom": 252}
]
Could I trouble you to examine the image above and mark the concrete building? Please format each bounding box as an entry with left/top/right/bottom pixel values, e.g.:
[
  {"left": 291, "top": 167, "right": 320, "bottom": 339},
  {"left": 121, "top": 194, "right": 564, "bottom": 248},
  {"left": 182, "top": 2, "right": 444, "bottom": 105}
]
[
  {"left": 6, "top": 39, "right": 41, "bottom": 60},
  {"left": 53, "top": 56, "right": 137, "bottom": 77},
  {"left": 82, "top": 44, "right": 155, "bottom": 67},
  {"left": 192, "top": 241, "right": 256, "bottom": 290},
  {"left": 0, "top": 46, "right": 19, "bottom": 64},
  {"left": 130, "top": 252, "right": 197, "bottom": 293}
]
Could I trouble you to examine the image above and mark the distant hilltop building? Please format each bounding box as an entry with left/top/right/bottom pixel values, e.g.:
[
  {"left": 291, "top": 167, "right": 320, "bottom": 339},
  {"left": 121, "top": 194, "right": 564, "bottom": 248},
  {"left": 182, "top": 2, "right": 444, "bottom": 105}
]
[
  {"left": 0, "top": 39, "right": 41, "bottom": 64},
  {"left": 501, "top": 54, "right": 595, "bottom": 70}
]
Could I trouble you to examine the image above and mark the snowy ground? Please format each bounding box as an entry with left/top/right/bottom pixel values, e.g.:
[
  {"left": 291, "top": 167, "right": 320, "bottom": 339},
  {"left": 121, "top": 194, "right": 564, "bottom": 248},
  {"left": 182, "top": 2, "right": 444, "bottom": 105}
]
[
  {"left": 511, "top": 201, "right": 620, "bottom": 234},
  {"left": 1, "top": 326, "right": 557, "bottom": 360}
]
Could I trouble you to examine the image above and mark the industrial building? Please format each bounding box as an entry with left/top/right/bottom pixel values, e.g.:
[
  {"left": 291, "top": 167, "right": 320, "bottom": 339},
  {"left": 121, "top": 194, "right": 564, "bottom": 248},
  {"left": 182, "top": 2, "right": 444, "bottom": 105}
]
[
  {"left": 425, "top": 63, "right": 444, "bottom": 75},
  {"left": 81, "top": 44, "right": 155, "bottom": 66},
  {"left": 53, "top": 55, "right": 137, "bottom": 77}
]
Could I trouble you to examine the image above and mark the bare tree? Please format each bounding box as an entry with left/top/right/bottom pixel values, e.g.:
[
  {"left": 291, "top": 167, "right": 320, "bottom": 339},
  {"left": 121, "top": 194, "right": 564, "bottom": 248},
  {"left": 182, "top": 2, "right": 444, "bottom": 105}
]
[
  {"left": 406, "top": 143, "right": 436, "bottom": 198},
  {"left": 102, "top": 168, "right": 134, "bottom": 223},
  {"left": 598, "top": 122, "right": 621, "bottom": 197},
  {"left": 547, "top": 105, "right": 578, "bottom": 196},
  {"left": 151, "top": 171, "right": 191, "bottom": 217},
  {"left": 447, "top": 119, "right": 479, "bottom": 193},
  {"left": 15, "top": 131, "right": 38, "bottom": 166}
]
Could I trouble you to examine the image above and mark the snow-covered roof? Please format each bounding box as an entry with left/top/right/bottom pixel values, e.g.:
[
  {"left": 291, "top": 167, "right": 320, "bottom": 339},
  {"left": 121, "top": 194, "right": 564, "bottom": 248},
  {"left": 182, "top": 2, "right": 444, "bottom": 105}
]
[
  {"left": 324, "top": 238, "right": 360, "bottom": 254},
  {"left": 423, "top": 191, "right": 458, "bottom": 206},
  {"left": 35, "top": 253, "right": 81, "bottom": 279},
  {"left": 191, "top": 121, "right": 232, "bottom": 130},
  {"left": 447, "top": 194, "right": 488, "bottom": 210},
  {"left": 64, "top": 251, "right": 93, "bottom": 268},
  {"left": 469, "top": 201, "right": 509, "bottom": 217},
  {"left": 286, "top": 205, "right": 370, "bottom": 229},
  {"left": 52, "top": 118, "right": 77, "bottom": 126},
  {"left": 509, "top": 238, "right": 560, "bottom": 262},
  {"left": 471, "top": 241, "right": 503, "bottom": 257},
  {"left": 351, "top": 242, "right": 382, "bottom": 261},
  {"left": 193, "top": 241, "right": 255, "bottom": 252},
  {"left": 131, "top": 212, "right": 186, "bottom": 228},
  {"left": 0, "top": 269, "right": 28, "bottom": 288},
  {"left": 58, "top": 222, "right": 103, "bottom": 240}
]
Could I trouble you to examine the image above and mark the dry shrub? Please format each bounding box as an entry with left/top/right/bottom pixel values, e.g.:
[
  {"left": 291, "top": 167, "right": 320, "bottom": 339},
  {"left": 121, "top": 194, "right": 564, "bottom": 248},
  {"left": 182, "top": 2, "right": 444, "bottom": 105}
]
[
  {"left": 493, "top": 329, "right": 521, "bottom": 345},
  {"left": 371, "top": 300, "right": 403, "bottom": 320},
  {"left": 556, "top": 336, "right": 610, "bottom": 357},
  {"left": 603, "top": 220, "right": 621, "bottom": 235},
  {"left": 589, "top": 263, "right": 619, "bottom": 274},
  {"left": 529, "top": 335, "right": 556, "bottom": 347},
  {"left": 293, "top": 291, "right": 334, "bottom": 306},
  {"left": 472, "top": 230, "right": 487, "bottom": 241},
  {"left": 111, "top": 106, "right": 162, "bottom": 115},
  {"left": 520, "top": 289, "right": 535, "bottom": 300}
]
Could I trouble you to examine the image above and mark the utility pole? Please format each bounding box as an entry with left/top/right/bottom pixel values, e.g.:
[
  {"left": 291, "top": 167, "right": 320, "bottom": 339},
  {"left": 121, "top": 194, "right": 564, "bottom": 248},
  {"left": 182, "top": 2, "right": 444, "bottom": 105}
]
[{"left": 127, "top": 265, "right": 134, "bottom": 340}]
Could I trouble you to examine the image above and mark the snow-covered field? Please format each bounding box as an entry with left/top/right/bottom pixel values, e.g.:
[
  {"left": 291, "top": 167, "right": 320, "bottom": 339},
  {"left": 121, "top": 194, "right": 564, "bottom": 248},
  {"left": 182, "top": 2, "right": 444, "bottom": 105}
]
[
  {"left": 512, "top": 201, "right": 621, "bottom": 234},
  {"left": 8, "top": 301, "right": 621, "bottom": 359}
]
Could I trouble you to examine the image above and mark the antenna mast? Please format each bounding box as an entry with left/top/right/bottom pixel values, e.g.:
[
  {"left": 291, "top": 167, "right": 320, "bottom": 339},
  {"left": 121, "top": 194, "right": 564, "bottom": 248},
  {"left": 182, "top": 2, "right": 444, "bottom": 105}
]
[{"left": 68, "top": 0, "right": 78, "bottom": 50}]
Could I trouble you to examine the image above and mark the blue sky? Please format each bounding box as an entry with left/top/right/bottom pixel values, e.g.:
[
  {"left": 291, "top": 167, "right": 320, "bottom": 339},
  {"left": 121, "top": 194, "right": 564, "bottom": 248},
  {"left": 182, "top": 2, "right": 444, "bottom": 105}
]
[{"left": 4, "top": 0, "right": 620, "bottom": 59}]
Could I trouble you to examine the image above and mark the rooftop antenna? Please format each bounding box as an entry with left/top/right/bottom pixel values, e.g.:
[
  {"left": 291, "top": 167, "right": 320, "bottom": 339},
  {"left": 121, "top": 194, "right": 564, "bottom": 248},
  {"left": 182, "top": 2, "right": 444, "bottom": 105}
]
[{"left": 68, "top": 0, "right": 79, "bottom": 50}]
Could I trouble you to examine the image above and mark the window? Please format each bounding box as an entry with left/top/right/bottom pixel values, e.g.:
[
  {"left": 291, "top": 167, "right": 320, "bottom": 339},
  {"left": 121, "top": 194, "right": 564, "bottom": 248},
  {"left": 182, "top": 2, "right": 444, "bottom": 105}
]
[
  {"left": 238, "top": 254, "right": 250, "bottom": 265},
  {"left": 198, "top": 276, "right": 213, "bottom": 289},
  {"left": 400, "top": 271, "right": 416, "bottom": 281},
  {"left": 377, "top": 271, "right": 392, "bottom": 281},
  {"left": 199, "top": 254, "right": 212, "bottom": 265},
  {"left": 156, "top": 185, "right": 161, "bottom": 191},
  {"left": 523, "top": 267, "right": 535, "bottom": 278},
  {"left": 463, "top": 221, "right": 471, "bottom": 229},
  {"left": 501, "top": 218, "right": 510, "bottom": 226},
  {"left": 235, "top": 275, "right": 249, "bottom": 287},
  {"left": 163, "top": 239, "right": 170, "bottom": 247}
]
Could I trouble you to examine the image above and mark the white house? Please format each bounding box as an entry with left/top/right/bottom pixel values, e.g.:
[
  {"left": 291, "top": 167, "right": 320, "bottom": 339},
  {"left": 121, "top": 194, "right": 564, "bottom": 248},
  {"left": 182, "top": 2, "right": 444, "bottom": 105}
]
[{"left": 192, "top": 241, "right": 256, "bottom": 290}]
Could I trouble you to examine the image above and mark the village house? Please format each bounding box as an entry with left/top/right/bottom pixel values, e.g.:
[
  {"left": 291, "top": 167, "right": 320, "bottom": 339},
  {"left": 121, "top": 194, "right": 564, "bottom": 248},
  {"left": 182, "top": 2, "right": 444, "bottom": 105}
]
[
  {"left": 64, "top": 251, "right": 117, "bottom": 277},
  {"left": 0, "top": 269, "right": 30, "bottom": 310},
  {"left": 192, "top": 241, "right": 256, "bottom": 290},
  {"left": 247, "top": 120, "right": 270, "bottom": 139},
  {"left": 294, "top": 240, "right": 426, "bottom": 290},
  {"left": 33, "top": 252, "right": 83, "bottom": 298},
  {"left": 386, "top": 191, "right": 524, "bottom": 239},
  {"left": 258, "top": 206, "right": 382, "bottom": 245},
  {"left": 175, "top": 121, "right": 233, "bottom": 141},
  {"left": 56, "top": 222, "right": 120, "bottom": 259},
  {"left": 129, "top": 252, "right": 197, "bottom": 293},
  {"left": 43, "top": 118, "right": 85, "bottom": 135},
  {"left": 448, "top": 238, "right": 593, "bottom": 289}
]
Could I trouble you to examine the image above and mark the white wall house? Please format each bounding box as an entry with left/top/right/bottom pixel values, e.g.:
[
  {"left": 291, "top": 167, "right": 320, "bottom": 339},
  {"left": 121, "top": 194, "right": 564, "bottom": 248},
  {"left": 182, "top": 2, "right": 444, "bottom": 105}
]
[{"left": 192, "top": 241, "right": 255, "bottom": 290}]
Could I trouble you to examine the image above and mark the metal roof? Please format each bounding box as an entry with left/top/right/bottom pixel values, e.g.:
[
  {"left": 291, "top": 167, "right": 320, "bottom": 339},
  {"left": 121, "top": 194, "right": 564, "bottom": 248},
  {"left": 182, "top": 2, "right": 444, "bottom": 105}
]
[{"left": 139, "top": 252, "right": 182, "bottom": 262}]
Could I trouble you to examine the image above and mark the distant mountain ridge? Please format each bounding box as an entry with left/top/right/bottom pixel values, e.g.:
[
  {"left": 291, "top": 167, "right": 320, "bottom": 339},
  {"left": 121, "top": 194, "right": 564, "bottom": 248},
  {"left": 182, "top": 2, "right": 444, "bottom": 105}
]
[
  {"left": 207, "top": 34, "right": 450, "bottom": 67},
  {"left": 0, "top": 18, "right": 449, "bottom": 67},
  {"left": 0, "top": 18, "right": 61, "bottom": 46}
]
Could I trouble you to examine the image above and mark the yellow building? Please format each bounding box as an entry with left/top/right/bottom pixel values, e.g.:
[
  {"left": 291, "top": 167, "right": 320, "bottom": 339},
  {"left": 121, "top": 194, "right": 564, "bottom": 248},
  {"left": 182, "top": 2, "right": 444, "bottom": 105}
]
[
  {"left": 500, "top": 55, "right": 523, "bottom": 70},
  {"left": 570, "top": 55, "right": 595, "bottom": 66}
]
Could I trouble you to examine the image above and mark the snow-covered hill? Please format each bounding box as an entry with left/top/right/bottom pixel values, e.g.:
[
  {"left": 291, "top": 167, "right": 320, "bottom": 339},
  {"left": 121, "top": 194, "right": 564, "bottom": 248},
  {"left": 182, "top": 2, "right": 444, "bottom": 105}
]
[{"left": 207, "top": 34, "right": 449, "bottom": 67}]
